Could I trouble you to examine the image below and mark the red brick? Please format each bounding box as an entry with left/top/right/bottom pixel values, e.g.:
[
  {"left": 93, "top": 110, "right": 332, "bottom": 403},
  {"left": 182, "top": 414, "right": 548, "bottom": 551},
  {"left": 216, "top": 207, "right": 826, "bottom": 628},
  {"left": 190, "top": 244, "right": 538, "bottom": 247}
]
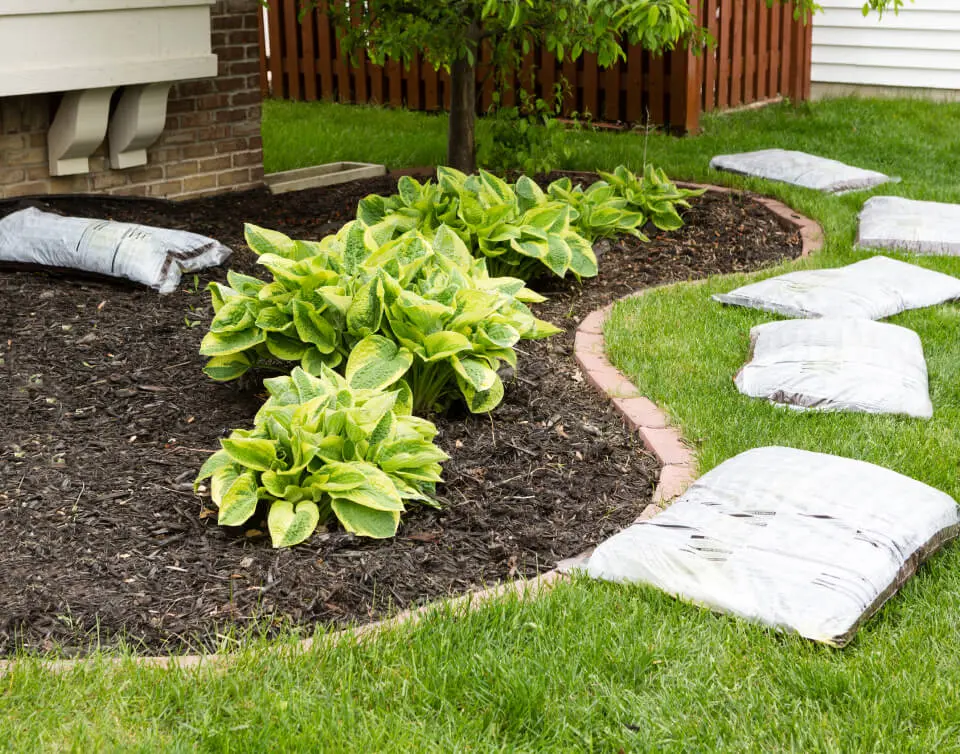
[
  {"left": 215, "top": 109, "right": 246, "bottom": 124},
  {"left": 218, "top": 46, "right": 246, "bottom": 62},
  {"left": 637, "top": 426, "right": 692, "bottom": 467},
  {"left": 167, "top": 98, "right": 197, "bottom": 115},
  {"left": 175, "top": 80, "right": 216, "bottom": 98},
  {"left": 198, "top": 93, "right": 230, "bottom": 110},
  {"left": 179, "top": 111, "right": 215, "bottom": 128},
  {"left": 611, "top": 396, "right": 667, "bottom": 429},
  {"left": 214, "top": 77, "right": 246, "bottom": 92},
  {"left": 249, "top": 166, "right": 265, "bottom": 182},
  {"left": 215, "top": 137, "right": 248, "bottom": 154},
  {"left": 228, "top": 29, "right": 259, "bottom": 45},
  {"left": 197, "top": 126, "right": 232, "bottom": 141},
  {"left": 227, "top": 61, "right": 260, "bottom": 76},
  {"left": 653, "top": 464, "right": 696, "bottom": 504},
  {"left": 230, "top": 91, "right": 261, "bottom": 107},
  {"left": 211, "top": 15, "right": 243, "bottom": 31},
  {"left": 578, "top": 309, "right": 608, "bottom": 335}
]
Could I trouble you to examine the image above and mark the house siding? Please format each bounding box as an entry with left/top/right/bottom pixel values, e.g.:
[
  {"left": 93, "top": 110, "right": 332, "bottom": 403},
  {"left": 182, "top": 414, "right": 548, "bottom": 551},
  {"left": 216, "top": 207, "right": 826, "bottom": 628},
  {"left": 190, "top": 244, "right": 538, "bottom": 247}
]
[{"left": 812, "top": 0, "right": 960, "bottom": 91}]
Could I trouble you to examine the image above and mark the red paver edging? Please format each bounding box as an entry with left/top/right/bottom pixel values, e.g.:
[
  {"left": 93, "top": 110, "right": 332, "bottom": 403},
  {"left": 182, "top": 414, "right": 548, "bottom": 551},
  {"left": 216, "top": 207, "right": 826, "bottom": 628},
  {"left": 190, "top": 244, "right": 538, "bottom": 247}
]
[
  {"left": 574, "top": 183, "right": 824, "bottom": 517},
  {"left": 0, "top": 184, "right": 823, "bottom": 675}
]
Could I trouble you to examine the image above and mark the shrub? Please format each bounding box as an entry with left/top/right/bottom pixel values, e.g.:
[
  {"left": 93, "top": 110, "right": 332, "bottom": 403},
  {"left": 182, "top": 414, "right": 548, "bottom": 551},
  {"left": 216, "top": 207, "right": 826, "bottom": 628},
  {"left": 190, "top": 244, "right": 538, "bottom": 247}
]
[
  {"left": 195, "top": 361, "right": 448, "bottom": 544},
  {"left": 478, "top": 85, "right": 574, "bottom": 176},
  {"left": 200, "top": 222, "right": 560, "bottom": 414}
]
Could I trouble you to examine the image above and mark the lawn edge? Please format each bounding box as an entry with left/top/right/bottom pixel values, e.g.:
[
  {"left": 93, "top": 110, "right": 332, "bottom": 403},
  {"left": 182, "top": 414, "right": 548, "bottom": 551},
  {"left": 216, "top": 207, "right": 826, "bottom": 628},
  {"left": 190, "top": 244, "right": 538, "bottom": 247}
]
[{"left": 574, "top": 184, "right": 824, "bottom": 516}]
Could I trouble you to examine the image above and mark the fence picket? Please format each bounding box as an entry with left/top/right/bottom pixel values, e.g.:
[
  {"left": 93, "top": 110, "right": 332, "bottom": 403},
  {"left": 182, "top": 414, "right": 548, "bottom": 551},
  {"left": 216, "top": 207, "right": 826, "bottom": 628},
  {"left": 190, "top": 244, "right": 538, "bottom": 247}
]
[{"left": 259, "top": 1, "right": 811, "bottom": 132}]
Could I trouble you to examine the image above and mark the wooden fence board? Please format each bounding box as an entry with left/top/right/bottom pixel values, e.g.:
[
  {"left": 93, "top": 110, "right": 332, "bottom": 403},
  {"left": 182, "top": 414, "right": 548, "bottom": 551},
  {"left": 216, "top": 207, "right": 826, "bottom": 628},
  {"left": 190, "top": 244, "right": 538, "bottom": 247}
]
[{"left": 259, "top": 1, "right": 811, "bottom": 132}]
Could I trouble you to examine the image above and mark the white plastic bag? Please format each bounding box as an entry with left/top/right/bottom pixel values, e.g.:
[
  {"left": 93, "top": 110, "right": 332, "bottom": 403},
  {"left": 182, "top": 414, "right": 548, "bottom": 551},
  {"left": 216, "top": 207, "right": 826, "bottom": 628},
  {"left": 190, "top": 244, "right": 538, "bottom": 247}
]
[
  {"left": 858, "top": 195, "right": 960, "bottom": 256},
  {"left": 713, "top": 256, "right": 960, "bottom": 320},
  {"left": 735, "top": 318, "right": 932, "bottom": 419},
  {"left": 709, "top": 149, "right": 893, "bottom": 193},
  {"left": 0, "top": 207, "right": 232, "bottom": 294},
  {"left": 587, "top": 447, "right": 960, "bottom": 646}
]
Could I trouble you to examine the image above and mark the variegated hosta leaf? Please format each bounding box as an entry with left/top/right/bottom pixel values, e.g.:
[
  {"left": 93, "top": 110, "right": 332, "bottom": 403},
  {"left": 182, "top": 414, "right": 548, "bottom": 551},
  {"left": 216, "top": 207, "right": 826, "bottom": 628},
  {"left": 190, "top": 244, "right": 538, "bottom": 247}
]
[
  {"left": 199, "top": 328, "right": 266, "bottom": 357},
  {"left": 345, "top": 335, "right": 412, "bottom": 391},
  {"left": 203, "top": 352, "right": 252, "bottom": 382},
  {"left": 245, "top": 223, "right": 300, "bottom": 259},
  {"left": 221, "top": 437, "right": 278, "bottom": 472},
  {"left": 330, "top": 500, "right": 400, "bottom": 539},
  {"left": 218, "top": 471, "right": 259, "bottom": 526},
  {"left": 457, "top": 372, "right": 505, "bottom": 414},
  {"left": 268, "top": 500, "right": 321, "bottom": 548}
]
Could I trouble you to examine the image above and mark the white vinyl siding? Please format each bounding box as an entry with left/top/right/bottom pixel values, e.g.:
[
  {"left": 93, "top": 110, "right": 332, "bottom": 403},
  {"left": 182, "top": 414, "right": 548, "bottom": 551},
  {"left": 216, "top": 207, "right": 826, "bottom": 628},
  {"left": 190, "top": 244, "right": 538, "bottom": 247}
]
[{"left": 812, "top": 0, "right": 960, "bottom": 90}]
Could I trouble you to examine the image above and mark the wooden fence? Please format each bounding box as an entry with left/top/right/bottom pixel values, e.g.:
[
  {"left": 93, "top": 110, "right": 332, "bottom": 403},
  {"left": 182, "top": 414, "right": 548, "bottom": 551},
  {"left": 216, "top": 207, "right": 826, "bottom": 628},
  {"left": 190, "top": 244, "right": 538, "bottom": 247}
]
[{"left": 259, "top": 1, "right": 812, "bottom": 132}]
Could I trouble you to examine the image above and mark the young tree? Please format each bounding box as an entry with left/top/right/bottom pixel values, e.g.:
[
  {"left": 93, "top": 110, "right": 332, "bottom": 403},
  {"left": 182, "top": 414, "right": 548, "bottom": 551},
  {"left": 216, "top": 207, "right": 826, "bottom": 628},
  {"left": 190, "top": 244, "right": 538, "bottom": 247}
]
[{"left": 311, "top": 0, "right": 908, "bottom": 173}]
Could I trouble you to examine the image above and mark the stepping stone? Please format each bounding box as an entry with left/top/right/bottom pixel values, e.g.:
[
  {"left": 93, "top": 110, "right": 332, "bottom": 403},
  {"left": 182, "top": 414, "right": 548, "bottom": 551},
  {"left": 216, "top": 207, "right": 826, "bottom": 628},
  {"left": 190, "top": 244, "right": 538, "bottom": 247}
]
[
  {"left": 586, "top": 447, "right": 960, "bottom": 646},
  {"left": 713, "top": 255, "right": 960, "bottom": 320},
  {"left": 735, "top": 318, "right": 932, "bottom": 419},
  {"left": 858, "top": 196, "right": 960, "bottom": 256},
  {"left": 710, "top": 149, "right": 894, "bottom": 193}
]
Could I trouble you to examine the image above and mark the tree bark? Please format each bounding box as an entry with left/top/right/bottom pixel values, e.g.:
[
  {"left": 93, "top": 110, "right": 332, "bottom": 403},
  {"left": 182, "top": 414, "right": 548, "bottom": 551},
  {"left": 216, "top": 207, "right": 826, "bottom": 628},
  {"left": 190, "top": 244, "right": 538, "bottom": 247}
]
[{"left": 447, "top": 23, "right": 481, "bottom": 173}]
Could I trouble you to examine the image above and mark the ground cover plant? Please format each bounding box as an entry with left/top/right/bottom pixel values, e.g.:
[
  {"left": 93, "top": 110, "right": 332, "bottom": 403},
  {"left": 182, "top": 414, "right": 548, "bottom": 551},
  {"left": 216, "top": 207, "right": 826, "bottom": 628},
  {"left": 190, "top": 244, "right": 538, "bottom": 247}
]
[{"left": 5, "top": 96, "right": 960, "bottom": 752}]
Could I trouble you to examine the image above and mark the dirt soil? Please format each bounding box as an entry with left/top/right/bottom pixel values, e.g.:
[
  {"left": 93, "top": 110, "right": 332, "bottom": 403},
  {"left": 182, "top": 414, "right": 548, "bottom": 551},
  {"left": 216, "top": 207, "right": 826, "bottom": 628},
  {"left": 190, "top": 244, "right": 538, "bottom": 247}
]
[{"left": 0, "top": 173, "right": 802, "bottom": 656}]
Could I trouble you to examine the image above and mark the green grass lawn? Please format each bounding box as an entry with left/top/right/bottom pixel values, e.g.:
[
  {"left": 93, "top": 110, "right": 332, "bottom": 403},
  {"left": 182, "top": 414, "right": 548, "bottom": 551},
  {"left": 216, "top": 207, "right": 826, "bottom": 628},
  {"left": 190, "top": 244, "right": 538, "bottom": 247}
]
[{"left": 6, "top": 97, "right": 960, "bottom": 753}]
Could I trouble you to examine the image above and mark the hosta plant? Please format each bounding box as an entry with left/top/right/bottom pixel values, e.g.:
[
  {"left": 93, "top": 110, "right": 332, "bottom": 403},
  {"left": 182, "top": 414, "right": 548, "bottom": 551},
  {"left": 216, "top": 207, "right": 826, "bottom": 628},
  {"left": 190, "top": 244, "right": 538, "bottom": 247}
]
[
  {"left": 360, "top": 168, "right": 601, "bottom": 281},
  {"left": 595, "top": 164, "right": 706, "bottom": 232},
  {"left": 201, "top": 221, "right": 560, "bottom": 414},
  {"left": 195, "top": 358, "right": 448, "bottom": 545},
  {"left": 545, "top": 176, "right": 648, "bottom": 241}
]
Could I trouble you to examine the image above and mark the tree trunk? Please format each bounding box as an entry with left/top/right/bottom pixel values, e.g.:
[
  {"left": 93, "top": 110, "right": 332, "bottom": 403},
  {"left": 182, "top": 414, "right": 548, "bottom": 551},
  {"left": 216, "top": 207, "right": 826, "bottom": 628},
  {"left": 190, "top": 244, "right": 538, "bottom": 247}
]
[{"left": 447, "top": 24, "right": 481, "bottom": 173}]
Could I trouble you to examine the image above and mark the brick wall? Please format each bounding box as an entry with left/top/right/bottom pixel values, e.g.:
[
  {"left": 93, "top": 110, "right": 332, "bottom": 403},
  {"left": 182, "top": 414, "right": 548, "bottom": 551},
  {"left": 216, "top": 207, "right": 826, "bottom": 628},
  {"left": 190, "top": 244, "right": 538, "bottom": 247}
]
[{"left": 0, "top": 0, "right": 263, "bottom": 201}]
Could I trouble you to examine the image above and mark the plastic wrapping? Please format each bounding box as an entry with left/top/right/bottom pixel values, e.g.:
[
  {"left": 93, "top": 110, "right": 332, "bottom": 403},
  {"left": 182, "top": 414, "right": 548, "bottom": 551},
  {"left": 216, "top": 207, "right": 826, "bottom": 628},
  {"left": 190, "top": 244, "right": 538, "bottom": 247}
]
[
  {"left": 735, "top": 318, "right": 932, "bottom": 419},
  {"left": 713, "top": 256, "right": 960, "bottom": 320},
  {"left": 0, "top": 207, "right": 232, "bottom": 294},
  {"left": 587, "top": 447, "right": 960, "bottom": 646}
]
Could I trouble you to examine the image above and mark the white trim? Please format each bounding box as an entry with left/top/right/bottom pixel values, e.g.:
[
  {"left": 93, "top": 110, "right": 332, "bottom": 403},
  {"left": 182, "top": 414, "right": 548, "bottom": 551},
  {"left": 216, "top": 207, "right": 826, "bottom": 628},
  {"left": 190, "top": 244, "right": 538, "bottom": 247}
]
[{"left": 0, "top": 0, "right": 214, "bottom": 15}]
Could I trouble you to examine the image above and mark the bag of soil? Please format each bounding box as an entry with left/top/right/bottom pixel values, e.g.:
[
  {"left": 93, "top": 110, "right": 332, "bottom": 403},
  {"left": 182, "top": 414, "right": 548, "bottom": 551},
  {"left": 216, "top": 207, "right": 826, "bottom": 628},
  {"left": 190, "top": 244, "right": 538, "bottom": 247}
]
[
  {"left": 0, "top": 207, "right": 232, "bottom": 294},
  {"left": 587, "top": 447, "right": 960, "bottom": 646},
  {"left": 735, "top": 318, "right": 933, "bottom": 419}
]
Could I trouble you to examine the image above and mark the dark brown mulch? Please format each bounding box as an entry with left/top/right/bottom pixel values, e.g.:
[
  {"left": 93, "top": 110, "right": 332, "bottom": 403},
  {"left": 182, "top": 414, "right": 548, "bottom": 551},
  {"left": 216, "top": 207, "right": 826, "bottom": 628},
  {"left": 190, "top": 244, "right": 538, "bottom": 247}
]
[{"left": 0, "top": 174, "right": 802, "bottom": 657}]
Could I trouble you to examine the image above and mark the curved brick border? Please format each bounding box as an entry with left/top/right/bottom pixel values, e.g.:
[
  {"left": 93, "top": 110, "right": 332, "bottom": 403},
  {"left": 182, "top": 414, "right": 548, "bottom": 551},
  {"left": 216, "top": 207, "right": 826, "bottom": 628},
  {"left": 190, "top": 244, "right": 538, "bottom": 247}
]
[
  {"left": 575, "top": 184, "right": 824, "bottom": 519},
  {"left": 0, "top": 185, "right": 822, "bottom": 675}
]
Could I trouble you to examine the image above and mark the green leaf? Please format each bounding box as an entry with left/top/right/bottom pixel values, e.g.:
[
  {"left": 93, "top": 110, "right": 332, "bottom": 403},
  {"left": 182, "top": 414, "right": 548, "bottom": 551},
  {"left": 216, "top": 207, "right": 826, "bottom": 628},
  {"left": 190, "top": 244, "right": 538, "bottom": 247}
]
[
  {"left": 200, "top": 328, "right": 266, "bottom": 357},
  {"left": 423, "top": 330, "right": 473, "bottom": 362},
  {"left": 245, "top": 224, "right": 298, "bottom": 259},
  {"left": 458, "top": 372, "right": 505, "bottom": 414},
  {"left": 255, "top": 306, "right": 294, "bottom": 333},
  {"left": 266, "top": 331, "right": 309, "bottom": 361},
  {"left": 221, "top": 437, "right": 278, "bottom": 472},
  {"left": 195, "top": 449, "right": 234, "bottom": 487},
  {"left": 346, "top": 276, "right": 384, "bottom": 337},
  {"left": 451, "top": 356, "right": 498, "bottom": 392},
  {"left": 544, "top": 235, "right": 573, "bottom": 277},
  {"left": 210, "top": 298, "right": 256, "bottom": 333},
  {"left": 268, "top": 500, "right": 320, "bottom": 548},
  {"left": 226, "top": 271, "right": 267, "bottom": 296},
  {"left": 292, "top": 299, "right": 338, "bottom": 353},
  {"left": 330, "top": 500, "right": 400, "bottom": 539},
  {"left": 210, "top": 465, "right": 240, "bottom": 506},
  {"left": 203, "top": 352, "right": 252, "bottom": 382},
  {"left": 345, "top": 335, "right": 413, "bottom": 391},
  {"left": 218, "top": 471, "right": 259, "bottom": 527}
]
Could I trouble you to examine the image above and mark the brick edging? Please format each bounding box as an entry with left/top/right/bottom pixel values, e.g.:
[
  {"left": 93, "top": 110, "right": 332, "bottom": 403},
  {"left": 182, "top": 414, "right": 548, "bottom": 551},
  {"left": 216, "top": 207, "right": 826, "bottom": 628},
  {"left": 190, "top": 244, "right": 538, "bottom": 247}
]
[
  {"left": 0, "top": 185, "right": 823, "bottom": 675},
  {"left": 574, "top": 183, "right": 824, "bottom": 516}
]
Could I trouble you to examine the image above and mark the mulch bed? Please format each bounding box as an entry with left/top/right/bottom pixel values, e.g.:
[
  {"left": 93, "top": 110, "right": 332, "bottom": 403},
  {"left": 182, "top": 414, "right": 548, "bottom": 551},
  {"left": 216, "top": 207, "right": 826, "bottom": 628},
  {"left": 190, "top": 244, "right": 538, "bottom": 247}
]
[{"left": 0, "top": 173, "right": 801, "bottom": 656}]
